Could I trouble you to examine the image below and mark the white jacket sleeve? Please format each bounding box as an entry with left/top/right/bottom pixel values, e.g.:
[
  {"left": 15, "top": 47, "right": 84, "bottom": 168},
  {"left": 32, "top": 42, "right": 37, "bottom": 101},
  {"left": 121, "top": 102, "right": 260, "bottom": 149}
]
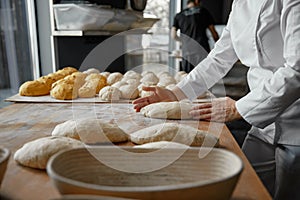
[
  {"left": 236, "top": 0, "right": 300, "bottom": 128},
  {"left": 176, "top": 14, "right": 239, "bottom": 100}
]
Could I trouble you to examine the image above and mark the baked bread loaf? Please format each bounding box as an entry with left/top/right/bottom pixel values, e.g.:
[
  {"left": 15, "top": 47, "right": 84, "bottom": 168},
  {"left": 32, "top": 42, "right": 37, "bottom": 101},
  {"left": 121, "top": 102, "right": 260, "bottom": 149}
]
[
  {"left": 50, "top": 72, "right": 87, "bottom": 100},
  {"left": 19, "top": 66, "right": 77, "bottom": 96},
  {"left": 85, "top": 73, "right": 107, "bottom": 93},
  {"left": 78, "top": 74, "right": 107, "bottom": 98},
  {"left": 19, "top": 81, "right": 50, "bottom": 96},
  {"left": 50, "top": 79, "right": 78, "bottom": 100}
]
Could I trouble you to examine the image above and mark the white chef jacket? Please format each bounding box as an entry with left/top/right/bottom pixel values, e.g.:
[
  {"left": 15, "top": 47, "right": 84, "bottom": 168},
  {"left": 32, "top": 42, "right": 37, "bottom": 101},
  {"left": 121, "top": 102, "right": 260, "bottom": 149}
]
[{"left": 177, "top": 0, "right": 300, "bottom": 145}]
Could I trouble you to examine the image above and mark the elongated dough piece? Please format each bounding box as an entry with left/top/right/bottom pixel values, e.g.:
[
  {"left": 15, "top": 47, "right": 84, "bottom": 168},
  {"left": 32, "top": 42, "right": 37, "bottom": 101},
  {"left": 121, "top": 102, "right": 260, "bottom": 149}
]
[
  {"left": 130, "top": 123, "right": 219, "bottom": 147},
  {"left": 140, "top": 101, "right": 193, "bottom": 119},
  {"left": 52, "top": 119, "right": 128, "bottom": 143},
  {"left": 14, "top": 136, "right": 83, "bottom": 169}
]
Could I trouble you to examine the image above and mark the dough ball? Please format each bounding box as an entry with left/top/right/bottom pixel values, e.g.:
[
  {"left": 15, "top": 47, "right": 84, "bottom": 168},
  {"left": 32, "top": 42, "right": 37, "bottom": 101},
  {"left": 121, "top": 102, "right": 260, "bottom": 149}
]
[
  {"left": 141, "top": 71, "right": 153, "bottom": 77},
  {"left": 99, "top": 86, "right": 121, "bottom": 101},
  {"left": 107, "top": 72, "right": 123, "bottom": 85},
  {"left": 52, "top": 119, "right": 128, "bottom": 143},
  {"left": 123, "top": 78, "right": 140, "bottom": 88},
  {"left": 157, "top": 71, "right": 170, "bottom": 78},
  {"left": 134, "top": 141, "right": 189, "bottom": 149},
  {"left": 130, "top": 123, "right": 219, "bottom": 147},
  {"left": 140, "top": 72, "right": 159, "bottom": 85},
  {"left": 111, "top": 80, "right": 126, "bottom": 89},
  {"left": 119, "top": 84, "right": 139, "bottom": 99},
  {"left": 141, "top": 101, "right": 193, "bottom": 119},
  {"left": 14, "top": 136, "right": 84, "bottom": 169},
  {"left": 123, "top": 70, "right": 141, "bottom": 80},
  {"left": 157, "top": 76, "right": 176, "bottom": 87},
  {"left": 78, "top": 79, "right": 98, "bottom": 98},
  {"left": 83, "top": 68, "right": 100, "bottom": 75},
  {"left": 19, "top": 81, "right": 50, "bottom": 96}
]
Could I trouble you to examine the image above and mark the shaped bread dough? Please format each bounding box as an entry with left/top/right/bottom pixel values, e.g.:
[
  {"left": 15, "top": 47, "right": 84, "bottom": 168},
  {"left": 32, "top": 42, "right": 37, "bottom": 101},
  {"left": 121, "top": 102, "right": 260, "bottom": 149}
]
[
  {"left": 157, "top": 71, "right": 170, "bottom": 78},
  {"left": 140, "top": 101, "right": 193, "bottom": 119},
  {"left": 140, "top": 72, "right": 159, "bottom": 85},
  {"left": 83, "top": 68, "right": 100, "bottom": 75},
  {"left": 78, "top": 79, "right": 98, "bottom": 98},
  {"left": 107, "top": 72, "right": 123, "bottom": 85},
  {"left": 119, "top": 84, "right": 139, "bottom": 99},
  {"left": 123, "top": 70, "right": 141, "bottom": 80},
  {"left": 52, "top": 119, "right": 128, "bottom": 143},
  {"left": 130, "top": 123, "right": 219, "bottom": 147},
  {"left": 134, "top": 141, "right": 189, "bottom": 149},
  {"left": 99, "top": 86, "right": 121, "bottom": 101},
  {"left": 157, "top": 76, "right": 177, "bottom": 87},
  {"left": 14, "top": 136, "right": 83, "bottom": 169}
]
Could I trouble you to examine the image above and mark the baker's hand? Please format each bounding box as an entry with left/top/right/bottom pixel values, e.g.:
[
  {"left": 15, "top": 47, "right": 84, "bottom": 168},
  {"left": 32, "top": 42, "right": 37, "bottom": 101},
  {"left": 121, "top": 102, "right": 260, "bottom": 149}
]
[
  {"left": 190, "top": 97, "right": 242, "bottom": 122},
  {"left": 132, "top": 86, "right": 177, "bottom": 112}
]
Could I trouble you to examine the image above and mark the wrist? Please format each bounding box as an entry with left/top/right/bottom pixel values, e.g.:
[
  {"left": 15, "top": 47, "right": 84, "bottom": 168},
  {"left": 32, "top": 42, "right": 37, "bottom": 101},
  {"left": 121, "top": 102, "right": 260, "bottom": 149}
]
[{"left": 171, "top": 86, "right": 188, "bottom": 101}]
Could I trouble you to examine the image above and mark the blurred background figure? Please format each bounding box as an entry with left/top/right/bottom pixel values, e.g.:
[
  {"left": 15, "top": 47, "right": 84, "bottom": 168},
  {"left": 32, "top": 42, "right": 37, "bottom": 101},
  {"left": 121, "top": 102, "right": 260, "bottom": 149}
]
[{"left": 171, "top": 0, "right": 219, "bottom": 73}]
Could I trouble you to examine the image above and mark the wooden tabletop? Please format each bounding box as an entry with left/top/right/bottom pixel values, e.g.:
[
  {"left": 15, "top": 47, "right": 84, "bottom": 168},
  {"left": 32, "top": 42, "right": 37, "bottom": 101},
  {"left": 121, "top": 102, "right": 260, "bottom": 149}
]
[{"left": 0, "top": 103, "right": 271, "bottom": 200}]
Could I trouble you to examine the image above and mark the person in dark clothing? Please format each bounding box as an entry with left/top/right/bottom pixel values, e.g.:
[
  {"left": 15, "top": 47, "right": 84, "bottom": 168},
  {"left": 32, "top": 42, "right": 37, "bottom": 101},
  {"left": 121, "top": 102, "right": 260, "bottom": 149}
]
[{"left": 171, "top": 0, "right": 219, "bottom": 72}]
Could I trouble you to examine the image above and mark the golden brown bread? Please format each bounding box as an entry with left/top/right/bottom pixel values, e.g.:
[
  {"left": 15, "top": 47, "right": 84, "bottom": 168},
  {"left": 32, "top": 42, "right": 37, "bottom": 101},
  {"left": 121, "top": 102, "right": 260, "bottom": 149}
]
[
  {"left": 78, "top": 74, "right": 107, "bottom": 98},
  {"left": 19, "top": 66, "right": 78, "bottom": 96},
  {"left": 50, "top": 79, "right": 78, "bottom": 100},
  {"left": 19, "top": 81, "right": 50, "bottom": 96},
  {"left": 50, "top": 71, "right": 87, "bottom": 100}
]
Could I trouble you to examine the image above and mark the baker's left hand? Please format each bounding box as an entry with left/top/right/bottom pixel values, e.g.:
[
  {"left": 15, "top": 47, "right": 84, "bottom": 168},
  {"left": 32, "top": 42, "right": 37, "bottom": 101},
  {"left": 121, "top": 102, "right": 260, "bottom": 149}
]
[{"left": 190, "top": 97, "right": 242, "bottom": 122}]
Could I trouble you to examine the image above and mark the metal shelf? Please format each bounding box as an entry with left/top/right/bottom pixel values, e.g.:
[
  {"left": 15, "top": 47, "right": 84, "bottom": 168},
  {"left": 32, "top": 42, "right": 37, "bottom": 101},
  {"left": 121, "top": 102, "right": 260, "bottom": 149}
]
[{"left": 52, "top": 29, "right": 151, "bottom": 37}]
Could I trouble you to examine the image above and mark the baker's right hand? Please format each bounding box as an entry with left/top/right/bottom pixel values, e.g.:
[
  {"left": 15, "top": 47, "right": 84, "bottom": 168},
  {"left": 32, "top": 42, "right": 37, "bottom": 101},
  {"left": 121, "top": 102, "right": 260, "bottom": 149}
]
[{"left": 132, "top": 86, "right": 178, "bottom": 112}]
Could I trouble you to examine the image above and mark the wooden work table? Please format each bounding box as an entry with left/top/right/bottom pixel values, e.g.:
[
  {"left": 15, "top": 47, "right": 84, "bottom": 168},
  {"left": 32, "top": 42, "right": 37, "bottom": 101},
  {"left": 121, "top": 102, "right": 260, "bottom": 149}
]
[{"left": 0, "top": 103, "right": 271, "bottom": 200}]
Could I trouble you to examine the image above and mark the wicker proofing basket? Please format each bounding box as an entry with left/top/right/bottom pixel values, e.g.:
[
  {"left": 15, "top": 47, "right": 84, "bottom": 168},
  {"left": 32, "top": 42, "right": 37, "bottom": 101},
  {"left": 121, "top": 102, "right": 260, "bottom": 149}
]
[
  {"left": 47, "top": 147, "right": 243, "bottom": 200},
  {"left": 0, "top": 147, "right": 10, "bottom": 187}
]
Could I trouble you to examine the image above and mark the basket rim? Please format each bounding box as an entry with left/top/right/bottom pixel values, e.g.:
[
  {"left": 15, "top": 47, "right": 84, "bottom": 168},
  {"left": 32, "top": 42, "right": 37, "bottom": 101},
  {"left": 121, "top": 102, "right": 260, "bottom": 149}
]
[
  {"left": 47, "top": 147, "right": 243, "bottom": 193},
  {"left": 0, "top": 147, "right": 10, "bottom": 164}
]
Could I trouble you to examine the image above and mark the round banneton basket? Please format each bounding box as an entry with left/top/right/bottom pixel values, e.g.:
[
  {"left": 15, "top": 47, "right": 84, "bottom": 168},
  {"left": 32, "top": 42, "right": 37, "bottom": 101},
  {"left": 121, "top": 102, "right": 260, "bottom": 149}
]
[
  {"left": 0, "top": 147, "right": 10, "bottom": 187},
  {"left": 47, "top": 147, "right": 243, "bottom": 200}
]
